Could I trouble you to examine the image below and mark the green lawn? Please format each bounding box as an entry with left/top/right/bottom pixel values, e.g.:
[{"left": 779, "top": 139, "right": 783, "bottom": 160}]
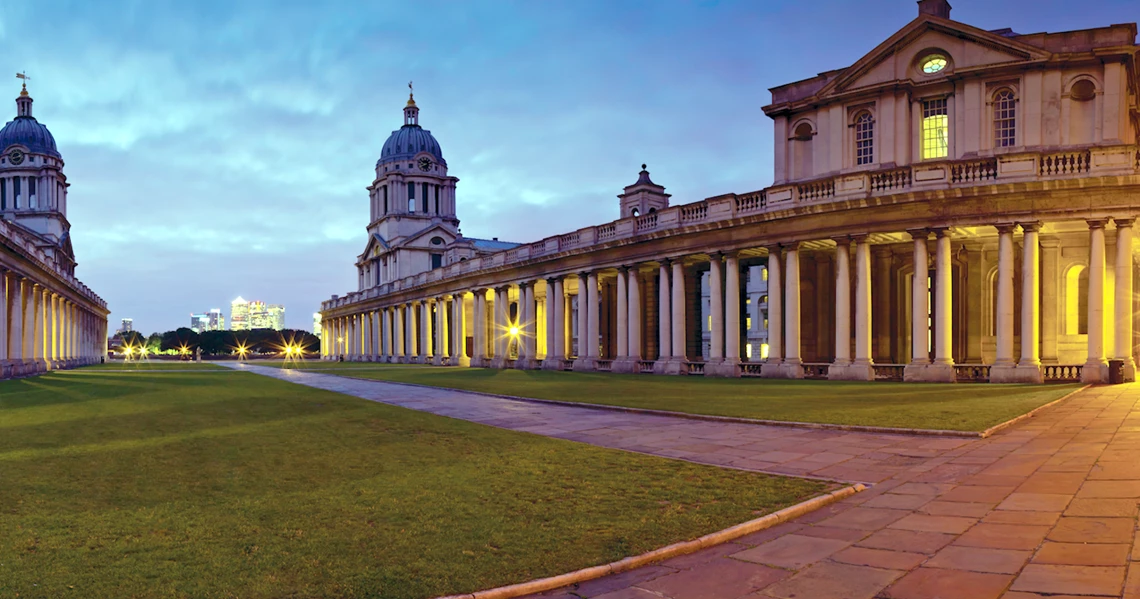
[
  {"left": 270, "top": 365, "right": 1083, "bottom": 432},
  {"left": 1, "top": 370, "right": 826, "bottom": 598},
  {"left": 81, "top": 361, "right": 228, "bottom": 370}
]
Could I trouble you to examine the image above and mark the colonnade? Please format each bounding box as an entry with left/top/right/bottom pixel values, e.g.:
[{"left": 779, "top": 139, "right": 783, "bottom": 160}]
[
  {"left": 322, "top": 217, "right": 1136, "bottom": 384},
  {"left": 1, "top": 268, "right": 107, "bottom": 378}
]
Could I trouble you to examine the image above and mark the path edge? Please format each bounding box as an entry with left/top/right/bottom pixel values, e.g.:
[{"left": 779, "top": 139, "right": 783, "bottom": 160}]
[
  {"left": 443, "top": 483, "right": 866, "bottom": 600},
  {"left": 978, "top": 384, "right": 1090, "bottom": 438},
  {"left": 322, "top": 373, "right": 984, "bottom": 438}
]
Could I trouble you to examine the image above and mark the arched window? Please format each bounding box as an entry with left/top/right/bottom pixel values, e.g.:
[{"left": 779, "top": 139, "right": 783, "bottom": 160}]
[
  {"left": 792, "top": 121, "right": 814, "bottom": 179},
  {"left": 853, "top": 111, "right": 874, "bottom": 166},
  {"left": 407, "top": 182, "right": 416, "bottom": 212},
  {"left": 993, "top": 89, "right": 1017, "bottom": 148},
  {"left": 1069, "top": 79, "right": 1097, "bottom": 145},
  {"left": 631, "top": 208, "right": 640, "bottom": 217}
]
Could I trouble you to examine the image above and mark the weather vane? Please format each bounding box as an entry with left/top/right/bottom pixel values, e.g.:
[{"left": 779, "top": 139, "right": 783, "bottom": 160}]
[
  {"left": 408, "top": 80, "right": 413, "bottom": 97},
  {"left": 16, "top": 71, "right": 29, "bottom": 90}
]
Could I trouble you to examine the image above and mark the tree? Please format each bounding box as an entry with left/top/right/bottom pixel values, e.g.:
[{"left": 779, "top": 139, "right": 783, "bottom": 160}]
[
  {"left": 120, "top": 331, "right": 145, "bottom": 347},
  {"left": 145, "top": 332, "right": 162, "bottom": 354},
  {"left": 160, "top": 328, "right": 200, "bottom": 353}
]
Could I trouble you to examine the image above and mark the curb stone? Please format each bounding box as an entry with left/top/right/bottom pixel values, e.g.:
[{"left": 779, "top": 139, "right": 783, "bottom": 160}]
[{"left": 442, "top": 483, "right": 866, "bottom": 600}]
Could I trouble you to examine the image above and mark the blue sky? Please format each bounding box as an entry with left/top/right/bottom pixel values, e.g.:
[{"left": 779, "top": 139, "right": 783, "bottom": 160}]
[{"left": 1, "top": 0, "right": 1136, "bottom": 333}]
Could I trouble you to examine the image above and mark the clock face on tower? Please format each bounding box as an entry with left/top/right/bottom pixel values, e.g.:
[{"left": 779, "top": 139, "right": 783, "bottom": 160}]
[
  {"left": 417, "top": 157, "right": 432, "bottom": 172},
  {"left": 8, "top": 149, "right": 24, "bottom": 165}
]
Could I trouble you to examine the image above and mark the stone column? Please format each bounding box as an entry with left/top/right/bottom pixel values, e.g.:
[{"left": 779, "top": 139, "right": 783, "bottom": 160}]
[
  {"left": 1016, "top": 222, "right": 1044, "bottom": 382},
  {"left": 708, "top": 253, "right": 724, "bottom": 367},
  {"left": 373, "top": 309, "right": 382, "bottom": 361},
  {"left": 851, "top": 236, "right": 875, "bottom": 379},
  {"left": 761, "top": 247, "right": 784, "bottom": 378},
  {"left": 384, "top": 308, "right": 394, "bottom": 362},
  {"left": 828, "top": 238, "right": 855, "bottom": 379},
  {"left": 668, "top": 258, "right": 687, "bottom": 374},
  {"left": 993, "top": 224, "right": 1017, "bottom": 374},
  {"left": 904, "top": 229, "right": 929, "bottom": 382},
  {"left": 31, "top": 284, "right": 44, "bottom": 371},
  {"left": 543, "top": 278, "right": 561, "bottom": 369},
  {"left": 1114, "top": 218, "right": 1136, "bottom": 380},
  {"left": 491, "top": 287, "right": 509, "bottom": 368},
  {"left": 0, "top": 271, "right": 7, "bottom": 372},
  {"left": 929, "top": 228, "right": 955, "bottom": 381},
  {"left": 440, "top": 297, "right": 450, "bottom": 364},
  {"left": 586, "top": 272, "right": 600, "bottom": 365},
  {"left": 420, "top": 301, "right": 431, "bottom": 363},
  {"left": 655, "top": 261, "right": 672, "bottom": 372},
  {"left": 628, "top": 266, "right": 643, "bottom": 366},
  {"left": 472, "top": 291, "right": 485, "bottom": 366},
  {"left": 521, "top": 282, "right": 537, "bottom": 369},
  {"left": 1041, "top": 238, "right": 1061, "bottom": 364},
  {"left": 722, "top": 252, "right": 742, "bottom": 377},
  {"left": 1084, "top": 219, "right": 1109, "bottom": 383},
  {"left": 573, "top": 274, "right": 590, "bottom": 368},
  {"left": 872, "top": 247, "right": 893, "bottom": 362},
  {"left": 50, "top": 293, "right": 59, "bottom": 367},
  {"left": 781, "top": 244, "right": 803, "bottom": 378},
  {"left": 394, "top": 305, "right": 406, "bottom": 362},
  {"left": 615, "top": 267, "right": 629, "bottom": 368},
  {"left": 429, "top": 299, "right": 441, "bottom": 365}
]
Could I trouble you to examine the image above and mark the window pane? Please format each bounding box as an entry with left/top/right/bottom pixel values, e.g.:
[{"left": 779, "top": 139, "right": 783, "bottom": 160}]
[
  {"left": 922, "top": 99, "right": 949, "bottom": 159},
  {"left": 854, "top": 112, "right": 874, "bottom": 165},
  {"left": 993, "top": 90, "right": 1016, "bottom": 148}
]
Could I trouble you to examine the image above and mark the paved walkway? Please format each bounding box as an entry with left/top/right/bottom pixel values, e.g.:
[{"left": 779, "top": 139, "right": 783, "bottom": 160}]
[{"left": 227, "top": 364, "right": 1140, "bottom": 598}]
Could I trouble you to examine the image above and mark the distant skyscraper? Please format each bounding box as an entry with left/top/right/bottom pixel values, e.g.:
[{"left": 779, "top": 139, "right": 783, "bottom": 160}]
[
  {"left": 268, "top": 304, "right": 285, "bottom": 330},
  {"left": 249, "top": 300, "right": 268, "bottom": 329},
  {"left": 189, "top": 313, "right": 209, "bottom": 333},
  {"left": 313, "top": 312, "right": 322, "bottom": 335},
  {"left": 230, "top": 297, "right": 250, "bottom": 331},
  {"left": 207, "top": 309, "right": 225, "bottom": 331},
  {"left": 119, "top": 318, "right": 133, "bottom": 334}
]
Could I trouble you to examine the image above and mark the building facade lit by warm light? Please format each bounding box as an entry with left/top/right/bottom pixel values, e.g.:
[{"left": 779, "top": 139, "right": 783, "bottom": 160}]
[
  {"left": 118, "top": 318, "right": 133, "bottom": 334},
  {"left": 230, "top": 297, "right": 250, "bottom": 331},
  {"left": 0, "top": 81, "right": 109, "bottom": 376},
  {"left": 268, "top": 304, "right": 285, "bottom": 330},
  {"left": 321, "top": 0, "right": 1140, "bottom": 384}
]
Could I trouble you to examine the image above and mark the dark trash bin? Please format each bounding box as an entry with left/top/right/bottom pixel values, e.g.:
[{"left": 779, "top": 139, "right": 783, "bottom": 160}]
[{"left": 1109, "top": 359, "right": 1125, "bottom": 384}]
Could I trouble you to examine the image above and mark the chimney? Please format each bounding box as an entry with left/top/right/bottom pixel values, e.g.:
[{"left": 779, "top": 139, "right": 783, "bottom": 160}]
[{"left": 917, "top": 0, "right": 951, "bottom": 19}]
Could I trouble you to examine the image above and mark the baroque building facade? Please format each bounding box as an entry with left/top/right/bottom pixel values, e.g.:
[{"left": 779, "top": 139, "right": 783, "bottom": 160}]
[
  {"left": 321, "top": 0, "right": 1140, "bottom": 385},
  {"left": 0, "top": 82, "right": 109, "bottom": 376}
]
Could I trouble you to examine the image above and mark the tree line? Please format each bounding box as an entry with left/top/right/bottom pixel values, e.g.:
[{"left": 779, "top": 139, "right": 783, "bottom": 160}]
[{"left": 118, "top": 328, "right": 319, "bottom": 356}]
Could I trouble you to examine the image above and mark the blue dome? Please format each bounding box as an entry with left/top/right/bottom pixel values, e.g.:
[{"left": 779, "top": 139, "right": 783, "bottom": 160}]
[
  {"left": 0, "top": 116, "right": 59, "bottom": 158},
  {"left": 377, "top": 125, "right": 445, "bottom": 168},
  {"left": 0, "top": 116, "right": 60, "bottom": 158}
]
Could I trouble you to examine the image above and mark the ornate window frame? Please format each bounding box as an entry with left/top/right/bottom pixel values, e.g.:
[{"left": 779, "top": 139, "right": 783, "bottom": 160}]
[
  {"left": 848, "top": 106, "right": 876, "bottom": 167},
  {"left": 987, "top": 82, "right": 1019, "bottom": 150}
]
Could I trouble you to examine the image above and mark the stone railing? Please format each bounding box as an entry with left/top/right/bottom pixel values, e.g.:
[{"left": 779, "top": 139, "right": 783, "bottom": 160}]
[
  {"left": 595, "top": 359, "right": 613, "bottom": 372},
  {"left": 1043, "top": 364, "right": 1082, "bottom": 382},
  {"left": 0, "top": 219, "right": 107, "bottom": 309},
  {"left": 561, "top": 359, "right": 574, "bottom": 371},
  {"left": 740, "top": 363, "right": 763, "bottom": 377},
  {"left": 872, "top": 364, "right": 905, "bottom": 381},
  {"left": 954, "top": 364, "right": 992, "bottom": 382},
  {"left": 638, "top": 360, "right": 655, "bottom": 374},
  {"left": 802, "top": 363, "right": 830, "bottom": 379},
  {"left": 686, "top": 362, "right": 705, "bottom": 375},
  {"left": 322, "top": 145, "right": 1140, "bottom": 312}
]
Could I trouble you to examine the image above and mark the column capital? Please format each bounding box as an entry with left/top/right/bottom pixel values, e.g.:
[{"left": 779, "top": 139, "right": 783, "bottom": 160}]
[
  {"left": 1088, "top": 218, "right": 1110, "bottom": 230},
  {"left": 658, "top": 257, "right": 672, "bottom": 268},
  {"left": 545, "top": 276, "right": 561, "bottom": 286},
  {"left": 995, "top": 223, "right": 1017, "bottom": 235},
  {"left": 707, "top": 251, "right": 724, "bottom": 262},
  {"left": 1115, "top": 217, "right": 1135, "bottom": 229},
  {"left": 616, "top": 265, "right": 629, "bottom": 274},
  {"left": 906, "top": 228, "right": 929, "bottom": 240},
  {"left": 1019, "top": 221, "right": 1042, "bottom": 233},
  {"left": 850, "top": 233, "right": 870, "bottom": 244},
  {"left": 930, "top": 226, "right": 952, "bottom": 238},
  {"left": 516, "top": 280, "right": 529, "bottom": 290},
  {"left": 830, "top": 235, "right": 851, "bottom": 245}
]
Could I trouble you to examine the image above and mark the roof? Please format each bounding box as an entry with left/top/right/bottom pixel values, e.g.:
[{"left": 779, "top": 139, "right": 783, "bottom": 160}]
[
  {"left": 468, "top": 237, "right": 521, "bottom": 251},
  {"left": 0, "top": 116, "right": 60, "bottom": 157},
  {"left": 377, "top": 125, "right": 446, "bottom": 168}
]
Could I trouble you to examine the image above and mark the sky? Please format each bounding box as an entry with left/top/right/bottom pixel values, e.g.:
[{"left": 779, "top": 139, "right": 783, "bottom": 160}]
[{"left": 1, "top": 0, "right": 1136, "bottom": 334}]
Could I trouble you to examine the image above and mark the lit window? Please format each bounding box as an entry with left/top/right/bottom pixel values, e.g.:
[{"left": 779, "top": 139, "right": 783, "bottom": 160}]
[
  {"left": 746, "top": 343, "right": 752, "bottom": 359},
  {"left": 762, "top": 267, "right": 768, "bottom": 281},
  {"left": 854, "top": 111, "right": 874, "bottom": 165},
  {"left": 707, "top": 315, "right": 712, "bottom": 332},
  {"left": 921, "top": 54, "right": 947, "bottom": 74},
  {"left": 922, "top": 98, "right": 949, "bottom": 159},
  {"left": 993, "top": 90, "right": 1016, "bottom": 148},
  {"left": 746, "top": 316, "right": 752, "bottom": 330}
]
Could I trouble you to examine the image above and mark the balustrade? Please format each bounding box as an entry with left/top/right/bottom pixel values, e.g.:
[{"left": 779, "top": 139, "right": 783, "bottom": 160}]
[
  {"left": 797, "top": 180, "right": 835, "bottom": 201},
  {"left": 680, "top": 203, "right": 708, "bottom": 223},
  {"left": 686, "top": 362, "right": 705, "bottom": 375},
  {"left": 734, "top": 192, "right": 767, "bottom": 214},
  {"left": 740, "top": 363, "right": 763, "bottom": 377},
  {"left": 638, "top": 360, "right": 655, "bottom": 374},
  {"left": 635, "top": 213, "right": 658, "bottom": 232},
  {"left": 954, "top": 364, "right": 992, "bottom": 382},
  {"left": 1041, "top": 150, "right": 1091, "bottom": 176},
  {"left": 1043, "top": 364, "right": 1083, "bottom": 382},
  {"left": 870, "top": 168, "right": 911, "bottom": 192},
  {"left": 872, "top": 364, "right": 905, "bottom": 381},
  {"left": 950, "top": 158, "right": 998, "bottom": 183},
  {"left": 803, "top": 363, "right": 830, "bottom": 379}
]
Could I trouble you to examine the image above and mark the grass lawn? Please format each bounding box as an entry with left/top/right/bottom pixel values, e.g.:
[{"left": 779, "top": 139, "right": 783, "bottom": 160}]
[
  {"left": 1, "top": 370, "right": 826, "bottom": 598},
  {"left": 266, "top": 365, "right": 1083, "bottom": 432},
  {"left": 81, "top": 361, "right": 228, "bottom": 370}
]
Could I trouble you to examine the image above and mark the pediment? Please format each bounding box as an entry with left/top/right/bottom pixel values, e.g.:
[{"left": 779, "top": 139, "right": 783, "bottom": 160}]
[
  {"left": 818, "top": 16, "right": 1052, "bottom": 98},
  {"left": 359, "top": 233, "right": 390, "bottom": 260},
  {"left": 403, "top": 224, "right": 458, "bottom": 248}
]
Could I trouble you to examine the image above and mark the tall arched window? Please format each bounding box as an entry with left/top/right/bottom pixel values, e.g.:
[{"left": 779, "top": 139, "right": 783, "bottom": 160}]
[
  {"left": 792, "top": 121, "right": 814, "bottom": 179},
  {"left": 993, "top": 89, "right": 1016, "bottom": 148},
  {"left": 853, "top": 111, "right": 874, "bottom": 166},
  {"left": 1065, "top": 264, "right": 1089, "bottom": 335}
]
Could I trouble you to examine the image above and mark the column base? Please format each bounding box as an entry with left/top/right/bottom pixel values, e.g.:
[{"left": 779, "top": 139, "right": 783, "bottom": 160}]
[
  {"left": 779, "top": 359, "right": 805, "bottom": 379},
  {"left": 904, "top": 362, "right": 956, "bottom": 382},
  {"left": 1082, "top": 361, "right": 1108, "bottom": 384},
  {"left": 572, "top": 357, "right": 596, "bottom": 372},
  {"left": 541, "top": 356, "right": 565, "bottom": 371},
  {"left": 515, "top": 358, "right": 540, "bottom": 370},
  {"left": 611, "top": 357, "right": 637, "bottom": 374},
  {"left": 432, "top": 356, "right": 443, "bottom": 366},
  {"left": 828, "top": 362, "right": 874, "bottom": 381},
  {"left": 489, "top": 357, "right": 508, "bottom": 369},
  {"left": 653, "top": 358, "right": 687, "bottom": 375},
  {"left": 990, "top": 364, "right": 1044, "bottom": 384},
  {"left": 759, "top": 361, "right": 784, "bottom": 378}
]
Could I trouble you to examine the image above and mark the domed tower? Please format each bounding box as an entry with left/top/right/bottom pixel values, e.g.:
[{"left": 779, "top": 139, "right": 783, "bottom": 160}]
[
  {"left": 0, "top": 80, "right": 73, "bottom": 275},
  {"left": 356, "top": 88, "right": 462, "bottom": 290}
]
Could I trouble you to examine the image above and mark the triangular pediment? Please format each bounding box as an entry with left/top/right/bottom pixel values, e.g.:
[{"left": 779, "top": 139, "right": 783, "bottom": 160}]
[
  {"left": 403, "top": 224, "right": 458, "bottom": 248},
  {"left": 359, "top": 233, "right": 390, "bottom": 260},
  {"left": 817, "top": 16, "right": 1052, "bottom": 98}
]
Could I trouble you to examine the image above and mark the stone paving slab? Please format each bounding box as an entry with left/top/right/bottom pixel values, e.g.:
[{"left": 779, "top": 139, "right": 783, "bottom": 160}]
[{"left": 224, "top": 364, "right": 1140, "bottom": 598}]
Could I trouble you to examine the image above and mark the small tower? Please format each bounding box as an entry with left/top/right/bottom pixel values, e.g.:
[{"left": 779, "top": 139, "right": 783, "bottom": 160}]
[
  {"left": 618, "top": 164, "right": 670, "bottom": 218},
  {"left": 16, "top": 82, "right": 32, "bottom": 117},
  {"left": 917, "top": 0, "right": 951, "bottom": 19},
  {"left": 404, "top": 85, "right": 419, "bottom": 126}
]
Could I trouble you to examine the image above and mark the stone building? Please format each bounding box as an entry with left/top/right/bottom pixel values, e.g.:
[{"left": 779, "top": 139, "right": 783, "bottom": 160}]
[
  {"left": 321, "top": 0, "right": 1140, "bottom": 384},
  {"left": 0, "top": 82, "right": 109, "bottom": 376}
]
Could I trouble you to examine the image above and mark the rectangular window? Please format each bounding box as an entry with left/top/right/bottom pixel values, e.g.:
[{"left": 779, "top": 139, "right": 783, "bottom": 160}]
[
  {"left": 422, "top": 183, "right": 429, "bottom": 213},
  {"left": 0, "top": 177, "right": 5, "bottom": 210},
  {"left": 13, "top": 177, "right": 19, "bottom": 209},
  {"left": 922, "top": 98, "right": 949, "bottom": 159},
  {"left": 707, "top": 315, "right": 712, "bottom": 332},
  {"left": 435, "top": 185, "right": 440, "bottom": 214},
  {"left": 407, "top": 183, "right": 415, "bottom": 212},
  {"left": 746, "top": 316, "right": 752, "bottom": 330},
  {"left": 431, "top": 253, "right": 442, "bottom": 269},
  {"left": 383, "top": 186, "right": 388, "bottom": 213}
]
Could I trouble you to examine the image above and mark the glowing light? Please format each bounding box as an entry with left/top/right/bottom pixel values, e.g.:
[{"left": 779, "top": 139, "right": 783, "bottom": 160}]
[
  {"left": 509, "top": 326, "right": 519, "bottom": 336},
  {"left": 760, "top": 343, "right": 770, "bottom": 360}
]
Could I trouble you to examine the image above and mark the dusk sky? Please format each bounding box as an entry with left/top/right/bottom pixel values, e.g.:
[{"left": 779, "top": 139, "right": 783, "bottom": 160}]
[{"left": 2, "top": 0, "right": 1136, "bottom": 333}]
